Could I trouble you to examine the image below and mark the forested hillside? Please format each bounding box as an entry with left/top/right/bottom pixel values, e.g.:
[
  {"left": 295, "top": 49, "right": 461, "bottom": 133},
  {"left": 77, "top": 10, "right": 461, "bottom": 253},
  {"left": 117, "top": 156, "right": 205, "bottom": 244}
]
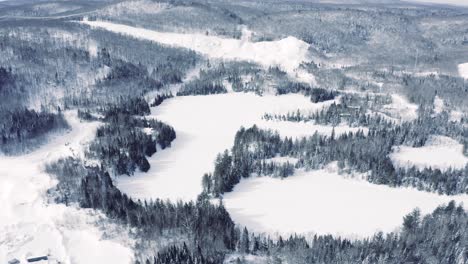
[{"left": 0, "top": 0, "right": 467, "bottom": 263}]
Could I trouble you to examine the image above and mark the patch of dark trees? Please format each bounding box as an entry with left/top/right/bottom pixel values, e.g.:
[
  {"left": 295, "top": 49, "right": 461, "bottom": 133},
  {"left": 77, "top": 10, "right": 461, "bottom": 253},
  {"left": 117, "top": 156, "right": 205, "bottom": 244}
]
[
  {"left": 0, "top": 108, "right": 68, "bottom": 154},
  {"left": 150, "top": 93, "right": 173, "bottom": 107},
  {"left": 86, "top": 113, "right": 175, "bottom": 175}
]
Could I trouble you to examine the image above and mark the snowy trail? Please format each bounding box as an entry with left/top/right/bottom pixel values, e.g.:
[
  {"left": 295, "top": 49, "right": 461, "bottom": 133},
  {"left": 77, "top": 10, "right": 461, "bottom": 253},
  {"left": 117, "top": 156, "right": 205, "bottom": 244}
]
[
  {"left": 223, "top": 166, "right": 468, "bottom": 238},
  {"left": 0, "top": 112, "right": 133, "bottom": 264},
  {"left": 116, "top": 93, "right": 359, "bottom": 201},
  {"left": 81, "top": 20, "right": 316, "bottom": 84}
]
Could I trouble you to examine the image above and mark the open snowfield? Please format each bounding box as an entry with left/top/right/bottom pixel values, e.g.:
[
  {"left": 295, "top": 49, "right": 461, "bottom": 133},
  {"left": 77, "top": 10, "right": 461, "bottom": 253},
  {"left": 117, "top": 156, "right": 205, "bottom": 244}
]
[
  {"left": 389, "top": 135, "right": 468, "bottom": 171},
  {"left": 0, "top": 112, "right": 133, "bottom": 264},
  {"left": 81, "top": 20, "right": 316, "bottom": 84},
  {"left": 222, "top": 165, "right": 468, "bottom": 238},
  {"left": 458, "top": 63, "right": 468, "bottom": 79},
  {"left": 116, "top": 93, "right": 362, "bottom": 201}
]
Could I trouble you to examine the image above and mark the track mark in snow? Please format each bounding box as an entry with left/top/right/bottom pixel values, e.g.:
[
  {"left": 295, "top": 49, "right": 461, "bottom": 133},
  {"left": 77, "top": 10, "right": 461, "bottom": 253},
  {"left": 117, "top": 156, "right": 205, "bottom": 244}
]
[{"left": 81, "top": 20, "right": 316, "bottom": 84}]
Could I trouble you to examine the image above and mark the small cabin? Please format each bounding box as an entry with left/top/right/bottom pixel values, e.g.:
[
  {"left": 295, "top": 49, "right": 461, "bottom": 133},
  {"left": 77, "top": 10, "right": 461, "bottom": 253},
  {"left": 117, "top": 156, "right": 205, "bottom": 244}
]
[{"left": 26, "top": 255, "right": 48, "bottom": 262}]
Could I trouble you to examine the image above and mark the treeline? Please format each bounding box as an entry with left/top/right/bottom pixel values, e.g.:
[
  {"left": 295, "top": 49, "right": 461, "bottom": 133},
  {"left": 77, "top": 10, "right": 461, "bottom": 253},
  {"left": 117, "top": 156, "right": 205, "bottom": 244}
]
[
  {"left": 0, "top": 108, "right": 68, "bottom": 154},
  {"left": 227, "top": 202, "right": 467, "bottom": 264},
  {"left": 86, "top": 110, "right": 175, "bottom": 175},
  {"left": 263, "top": 93, "right": 393, "bottom": 128}
]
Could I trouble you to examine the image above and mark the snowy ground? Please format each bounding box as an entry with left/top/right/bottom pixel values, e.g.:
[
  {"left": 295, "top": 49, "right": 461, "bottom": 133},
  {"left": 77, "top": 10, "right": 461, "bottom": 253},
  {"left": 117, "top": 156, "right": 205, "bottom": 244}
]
[
  {"left": 389, "top": 135, "right": 468, "bottom": 172},
  {"left": 81, "top": 20, "right": 316, "bottom": 84},
  {"left": 116, "top": 93, "right": 360, "bottom": 201},
  {"left": 222, "top": 164, "right": 468, "bottom": 239},
  {"left": 458, "top": 63, "right": 468, "bottom": 79},
  {"left": 380, "top": 94, "right": 419, "bottom": 122},
  {"left": 391, "top": 135, "right": 468, "bottom": 171},
  {"left": 0, "top": 112, "right": 134, "bottom": 264}
]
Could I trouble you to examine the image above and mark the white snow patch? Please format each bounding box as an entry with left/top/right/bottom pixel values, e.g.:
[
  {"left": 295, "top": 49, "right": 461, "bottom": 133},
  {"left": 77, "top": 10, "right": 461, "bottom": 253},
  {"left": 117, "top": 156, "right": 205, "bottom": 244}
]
[
  {"left": 81, "top": 21, "right": 316, "bottom": 84},
  {"left": 433, "top": 95, "right": 444, "bottom": 115},
  {"left": 381, "top": 94, "right": 419, "bottom": 122},
  {"left": 265, "top": 156, "right": 299, "bottom": 165},
  {"left": 458, "top": 63, "right": 468, "bottom": 79},
  {"left": 0, "top": 112, "right": 133, "bottom": 264},
  {"left": 450, "top": 110, "right": 464, "bottom": 122},
  {"left": 222, "top": 167, "right": 468, "bottom": 238},
  {"left": 390, "top": 135, "right": 468, "bottom": 172},
  {"left": 116, "top": 93, "right": 356, "bottom": 202}
]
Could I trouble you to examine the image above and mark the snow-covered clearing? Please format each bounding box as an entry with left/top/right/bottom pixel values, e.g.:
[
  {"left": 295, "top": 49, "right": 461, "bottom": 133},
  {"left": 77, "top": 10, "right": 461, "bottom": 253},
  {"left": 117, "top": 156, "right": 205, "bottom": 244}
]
[
  {"left": 116, "top": 93, "right": 360, "bottom": 201},
  {"left": 458, "top": 63, "right": 468, "bottom": 79},
  {"left": 381, "top": 94, "right": 419, "bottom": 122},
  {"left": 81, "top": 20, "right": 316, "bottom": 84},
  {"left": 0, "top": 112, "right": 133, "bottom": 264},
  {"left": 389, "top": 135, "right": 468, "bottom": 172},
  {"left": 222, "top": 165, "right": 468, "bottom": 238},
  {"left": 433, "top": 95, "right": 444, "bottom": 114}
]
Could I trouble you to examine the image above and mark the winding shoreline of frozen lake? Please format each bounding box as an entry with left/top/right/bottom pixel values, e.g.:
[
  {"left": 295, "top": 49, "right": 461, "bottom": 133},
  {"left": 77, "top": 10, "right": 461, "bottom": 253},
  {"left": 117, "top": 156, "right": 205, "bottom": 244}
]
[{"left": 116, "top": 92, "right": 357, "bottom": 201}]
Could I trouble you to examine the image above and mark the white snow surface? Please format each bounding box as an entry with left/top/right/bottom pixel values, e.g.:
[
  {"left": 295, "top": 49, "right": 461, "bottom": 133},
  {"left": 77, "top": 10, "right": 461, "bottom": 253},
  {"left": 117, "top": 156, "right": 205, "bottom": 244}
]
[
  {"left": 381, "top": 94, "right": 419, "bottom": 122},
  {"left": 222, "top": 165, "right": 468, "bottom": 238},
  {"left": 116, "top": 93, "right": 358, "bottom": 202},
  {"left": 458, "top": 63, "right": 468, "bottom": 79},
  {"left": 81, "top": 20, "right": 316, "bottom": 84},
  {"left": 433, "top": 95, "right": 444, "bottom": 114},
  {"left": 0, "top": 112, "right": 133, "bottom": 264},
  {"left": 390, "top": 135, "right": 468, "bottom": 172}
]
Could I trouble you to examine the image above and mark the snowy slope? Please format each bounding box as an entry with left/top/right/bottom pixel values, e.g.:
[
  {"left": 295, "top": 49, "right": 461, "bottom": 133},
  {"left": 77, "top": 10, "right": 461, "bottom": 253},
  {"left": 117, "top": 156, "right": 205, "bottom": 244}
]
[
  {"left": 0, "top": 112, "right": 133, "bottom": 264},
  {"left": 222, "top": 166, "right": 468, "bottom": 238},
  {"left": 458, "top": 63, "right": 468, "bottom": 79},
  {"left": 389, "top": 135, "right": 468, "bottom": 171},
  {"left": 81, "top": 20, "right": 316, "bottom": 84},
  {"left": 116, "top": 93, "right": 359, "bottom": 201}
]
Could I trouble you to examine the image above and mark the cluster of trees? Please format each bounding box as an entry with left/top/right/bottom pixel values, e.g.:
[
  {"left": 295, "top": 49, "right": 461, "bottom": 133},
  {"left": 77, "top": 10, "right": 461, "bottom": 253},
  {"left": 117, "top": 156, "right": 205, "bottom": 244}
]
[
  {"left": 139, "top": 243, "right": 223, "bottom": 264},
  {"left": 0, "top": 108, "right": 68, "bottom": 154},
  {"left": 87, "top": 112, "right": 175, "bottom": 175},
  {"left": 202, "top": 126, "right": 296, "bottom": 196},
  {"left": 177, "top": 79, "right": 227, "bottom": 96}
]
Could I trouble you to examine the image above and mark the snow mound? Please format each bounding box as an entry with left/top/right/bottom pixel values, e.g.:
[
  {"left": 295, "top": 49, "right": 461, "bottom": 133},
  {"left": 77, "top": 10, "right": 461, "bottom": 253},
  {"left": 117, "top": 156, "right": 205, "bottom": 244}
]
[
  {"left": 81, "top": 21, "right": 315, "bottom": 84},
  {"left": 0, "top": 112, "right": 133, "bottom": 264},
  {"left": 222, "top": 167, "right": 468, "bottom": 238},
  {"left": 116, "top": 93, "right": 356, "bottom": 202},
  {"left": 458, "top": 63, "right": 468, "bottom": 79},
  {"left": 389, "top": 135, "right": 468, "bottom": 172}
]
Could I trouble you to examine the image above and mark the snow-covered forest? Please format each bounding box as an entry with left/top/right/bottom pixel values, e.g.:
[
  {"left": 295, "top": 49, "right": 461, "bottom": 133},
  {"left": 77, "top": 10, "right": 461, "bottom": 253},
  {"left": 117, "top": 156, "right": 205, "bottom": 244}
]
[{"left": 1, "top": 0, "right": 468, "bottom": 263}]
